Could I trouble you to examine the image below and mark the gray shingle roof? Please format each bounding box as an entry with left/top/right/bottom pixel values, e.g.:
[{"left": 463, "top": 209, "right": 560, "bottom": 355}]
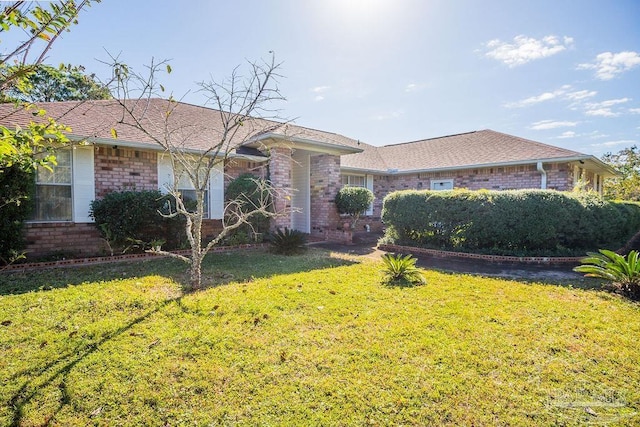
[
  {"left": 0, "top": 99, "right": 599, "bottom": 174},
  {"left": 0, "top": 99, "right": 362, "bottom": 155},
  {"left": 341, "top": 130, "right": 587, "bottom": 173}
]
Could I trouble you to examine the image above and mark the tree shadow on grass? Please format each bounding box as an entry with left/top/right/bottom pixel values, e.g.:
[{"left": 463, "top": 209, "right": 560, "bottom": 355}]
[
  {"left": 5, "top": 295, "right": 180, "bottom": 427},
  {"left": 0, "top": 248, "right": 357, "bottom": 296}
]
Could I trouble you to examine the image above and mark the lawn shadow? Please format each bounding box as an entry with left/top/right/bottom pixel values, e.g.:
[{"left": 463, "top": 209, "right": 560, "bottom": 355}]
[
  {"left": 6, "top": 294, "right": 181, "bottom": 427},
  {"left": 0, "top": 248, "right": 358, "bottom": 296}
]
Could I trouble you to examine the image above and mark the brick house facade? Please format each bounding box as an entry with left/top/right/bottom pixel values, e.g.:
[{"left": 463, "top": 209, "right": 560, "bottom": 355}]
[{"left": 0, "top": 99, "right": 617, "bottom": 258}]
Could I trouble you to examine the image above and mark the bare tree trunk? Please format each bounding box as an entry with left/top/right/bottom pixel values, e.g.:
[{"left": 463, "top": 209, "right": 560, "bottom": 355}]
[{"left": 110, "top": 54, "right": 285, "bottom": 290}]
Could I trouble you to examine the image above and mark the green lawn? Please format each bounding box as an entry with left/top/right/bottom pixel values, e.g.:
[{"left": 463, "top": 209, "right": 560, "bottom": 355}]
[{"left": 1, "top": 249, "right": 639, "bottom": 426}]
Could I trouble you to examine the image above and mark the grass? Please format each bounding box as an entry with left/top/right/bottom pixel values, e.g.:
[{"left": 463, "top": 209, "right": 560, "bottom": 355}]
[{"left": 1, "top": 249, "right": 639, "bottom": 426}]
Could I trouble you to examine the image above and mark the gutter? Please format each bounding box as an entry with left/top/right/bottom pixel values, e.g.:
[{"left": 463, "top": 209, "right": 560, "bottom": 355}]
[
  {"left": 67, "top": 134, "right": 269, "bottom": 162},
  {"left": 537, "top": 161, "right": 547, "bottom": 189},
  {"left": 342, "top": 155, "right": 618, "bottom": 177}
]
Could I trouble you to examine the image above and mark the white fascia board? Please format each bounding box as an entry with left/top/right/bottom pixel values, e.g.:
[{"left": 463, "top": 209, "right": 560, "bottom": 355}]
[
  {"left": 340, "top": 166, "right": 386, "bottom": 175},
  {"left": 341, "top": 155, "right": 615, "bottom": 176},
  {"left": 67, "top": 134, "right": 266, "bottom": 162},
  {"left": 246, "top": 133, "right": 363, "bottom": 155}
]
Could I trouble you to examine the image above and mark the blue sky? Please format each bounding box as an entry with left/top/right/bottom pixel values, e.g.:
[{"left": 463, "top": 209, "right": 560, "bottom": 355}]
[{"left": 35, "top": 0, "right": 640, "bottom": 156}]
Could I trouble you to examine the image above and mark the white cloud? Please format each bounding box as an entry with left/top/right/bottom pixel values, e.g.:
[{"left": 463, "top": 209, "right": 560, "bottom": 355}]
[
  {"left": 484, "top": 35, "right": 573, "bottom": 67},
  {"left": 565, "top": 90, "right": 597, "bottom": 101},
  {"left": 578, "top": 51, "right": 640, "bottom": 80},
  {"left": 530, "top": 120, "right": 579, "bottom": 130},
  {"left": 505, "top": 85, "right": 598, "bottom": 109},
  {"left": 590, "top": 139, "right": 636, "bottom": 148},
  {"left": 585, "top": 98, "right": 630, "bottom": 108},
  {"left": 405, "top": 82, "right": 427, "bottom": 93},
  {"left": 556, "top": 131, "right": 576, "bottom": 139},
  {"left": 310, "top": 85, "right": 330, "bottom": 102},
  {"left": 584, "top": 98, "right": 630, "bottom": 117},
  {"left": 311, "top": 85, "right": 330, "bottom": 93},
  {"left": 630, "top": 108, "right": 640, "bottom": 114},
  {"left": 371, "top": 110, "right": 404, "bottom": 121},
  {"left": 505, "top": 85, "right": 571, "bottom": 108},
  {"left": 585, "top": 108, "right": 619, "bottom": 117}
]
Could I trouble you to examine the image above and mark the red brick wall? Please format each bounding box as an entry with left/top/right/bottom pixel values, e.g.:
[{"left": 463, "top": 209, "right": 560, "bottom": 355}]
[
  {"left": 94, "top": 146, "right": 158, "bottom": 198},
  {"left": 268, "top": 146, "right": 293, "bottom": 230},
  {"left": 224, "top": 158, "right": 268, "bottom": 187},
  {"left": 373, "top": 162, "right": 573, "bottom": 201},
  {"left": 310, "top": 154, "right": 343, "bottom": 239},
  {"left": 24, "top": 222, "right": 107, "bottom": 258}
]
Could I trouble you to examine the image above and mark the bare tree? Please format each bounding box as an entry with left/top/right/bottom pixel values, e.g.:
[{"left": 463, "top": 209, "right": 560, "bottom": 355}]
[{"left": 109, "top": 54, "right": 287, "bottom": 289}]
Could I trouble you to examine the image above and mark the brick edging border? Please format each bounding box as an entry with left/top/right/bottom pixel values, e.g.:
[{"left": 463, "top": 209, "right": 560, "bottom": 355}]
[
  {"left": 378, "top": 244, "right": 583, "bottom": 265},
  {"left": 1, "top": 243, "right": 269, "bottom": 273}
]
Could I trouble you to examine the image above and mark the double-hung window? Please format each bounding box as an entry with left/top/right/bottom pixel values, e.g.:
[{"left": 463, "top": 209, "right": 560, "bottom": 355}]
[
  {"left": 176, "top": 170, "right": 209, "bottom": 219},
  {"left": 32, "top": 149, "right": 73, "bottom": 221}
]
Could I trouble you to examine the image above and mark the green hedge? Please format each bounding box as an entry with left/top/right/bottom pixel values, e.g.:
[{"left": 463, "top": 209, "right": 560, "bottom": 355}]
[
  {"left": 0, "top": 165, "right": 34, "bottom": 263},
  {"left": 90, "top": 190, "right": 186, "bottom": 253},
  {"left": 381, "top": 189, "right": 640, "bottom": 256}
]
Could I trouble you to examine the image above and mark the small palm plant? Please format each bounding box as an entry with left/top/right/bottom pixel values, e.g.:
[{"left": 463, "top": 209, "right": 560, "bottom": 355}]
[
  {"left": 573, "top": 249, "right": 640, "bottom": 300},
  {"left": 269, "top": 228, "right": 307, "bottom": 255},
  {"left": 381, "top": 253, "right": 426, "bottom": 285}
]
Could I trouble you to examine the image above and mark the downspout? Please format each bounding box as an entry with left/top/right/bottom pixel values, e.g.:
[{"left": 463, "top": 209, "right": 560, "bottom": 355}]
[{"left": 537, "top": 161, "right": 547, "bottom": 189}]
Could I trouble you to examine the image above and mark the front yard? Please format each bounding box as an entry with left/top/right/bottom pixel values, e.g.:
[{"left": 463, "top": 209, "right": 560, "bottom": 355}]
[{"left": 1, "top": 250, "right": 639, "bottom": 426}]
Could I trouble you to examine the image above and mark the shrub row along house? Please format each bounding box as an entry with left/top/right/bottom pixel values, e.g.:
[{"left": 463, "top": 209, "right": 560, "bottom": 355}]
[{"left": 0, "top": 99, "right": 617, "bottom": 257}]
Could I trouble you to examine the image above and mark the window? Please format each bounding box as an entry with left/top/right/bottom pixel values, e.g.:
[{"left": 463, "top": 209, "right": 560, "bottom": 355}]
[
  {"left": 340, "top": 173, "right": 374, "bottom": 215},
  {"left": 341, "top": 174, "right": 366, "bottom": 188},
  {"left": 32, "top": 150, "right": 72, "bottom": 221},
  {"left": 176, "top": 168, "right": 209, "bottom": 219}
]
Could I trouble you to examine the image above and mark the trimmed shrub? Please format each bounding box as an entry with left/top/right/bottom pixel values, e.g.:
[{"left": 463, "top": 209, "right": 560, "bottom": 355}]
[
  {"left": 0, "top": 165, "right": 34, "bottom": 264},
  {"left": 381, "top": 189, "right": 640, "bottom": 256},
  {"left": 335, "top": 186, "right": 374, "bottom": 229},
  {"left": 90, "top": 190, "right": 185, "bottom": 253}
]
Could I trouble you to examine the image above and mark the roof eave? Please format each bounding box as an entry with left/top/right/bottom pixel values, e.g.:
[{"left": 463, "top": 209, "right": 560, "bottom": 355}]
[
  {"left": 67, "top": 134, "right": 264, "bottom": 159},
  {"left": 245, "top": 133, "right": 363, "bottom": 155},
  {"left": 342, "top": 155, "right": 619, "bottom": 177}
]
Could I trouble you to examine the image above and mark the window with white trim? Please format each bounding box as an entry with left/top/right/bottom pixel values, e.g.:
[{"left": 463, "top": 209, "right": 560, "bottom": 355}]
[
  {"left": 32, "top": 149, "right": 72, "bottom": 221},
  {"left": 176, "top": 168, "right": 209, "bottom": 219},
  {"left": 341, "top": 174, "right": 366, "bottom": 188},
  {"left": 340, "top": 173, "right": 374, "bottom": 215}
]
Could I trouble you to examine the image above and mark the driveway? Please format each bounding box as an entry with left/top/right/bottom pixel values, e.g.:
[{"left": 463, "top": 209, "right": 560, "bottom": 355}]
[{"left": 311, "top": 232, "right": 587, "bottom": 284}]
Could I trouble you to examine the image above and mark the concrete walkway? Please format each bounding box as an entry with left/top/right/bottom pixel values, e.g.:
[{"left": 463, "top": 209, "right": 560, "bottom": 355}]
[{"left": 311, "top": 232, "right": 586, "bottom": 283}]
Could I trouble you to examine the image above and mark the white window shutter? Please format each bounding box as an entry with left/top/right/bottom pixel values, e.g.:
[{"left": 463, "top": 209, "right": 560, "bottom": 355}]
[
  {"left": 365, "top": 174, "right": 374, "bottom": 216},
  {"left": 157, "top": 153, "right": 174, "bottom": 194},
  {"left": 209, "top": 162, "right": 224, "bottom": 220},
  {"left": 72, "top": 146, "right": 95, "bottom": 223}
]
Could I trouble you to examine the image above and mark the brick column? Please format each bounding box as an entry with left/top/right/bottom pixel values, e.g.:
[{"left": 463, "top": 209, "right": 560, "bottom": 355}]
[
  {"left": 269, "top": 146, "right": 293, "bottom": 230},
  {"left": 310, "top": 154, "right": 343, "bottom": 240}
]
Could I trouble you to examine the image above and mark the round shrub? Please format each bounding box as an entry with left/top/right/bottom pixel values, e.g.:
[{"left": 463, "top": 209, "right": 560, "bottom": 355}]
[{"left": 335, "top": 186, "right": 374, "bottom": 229}]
